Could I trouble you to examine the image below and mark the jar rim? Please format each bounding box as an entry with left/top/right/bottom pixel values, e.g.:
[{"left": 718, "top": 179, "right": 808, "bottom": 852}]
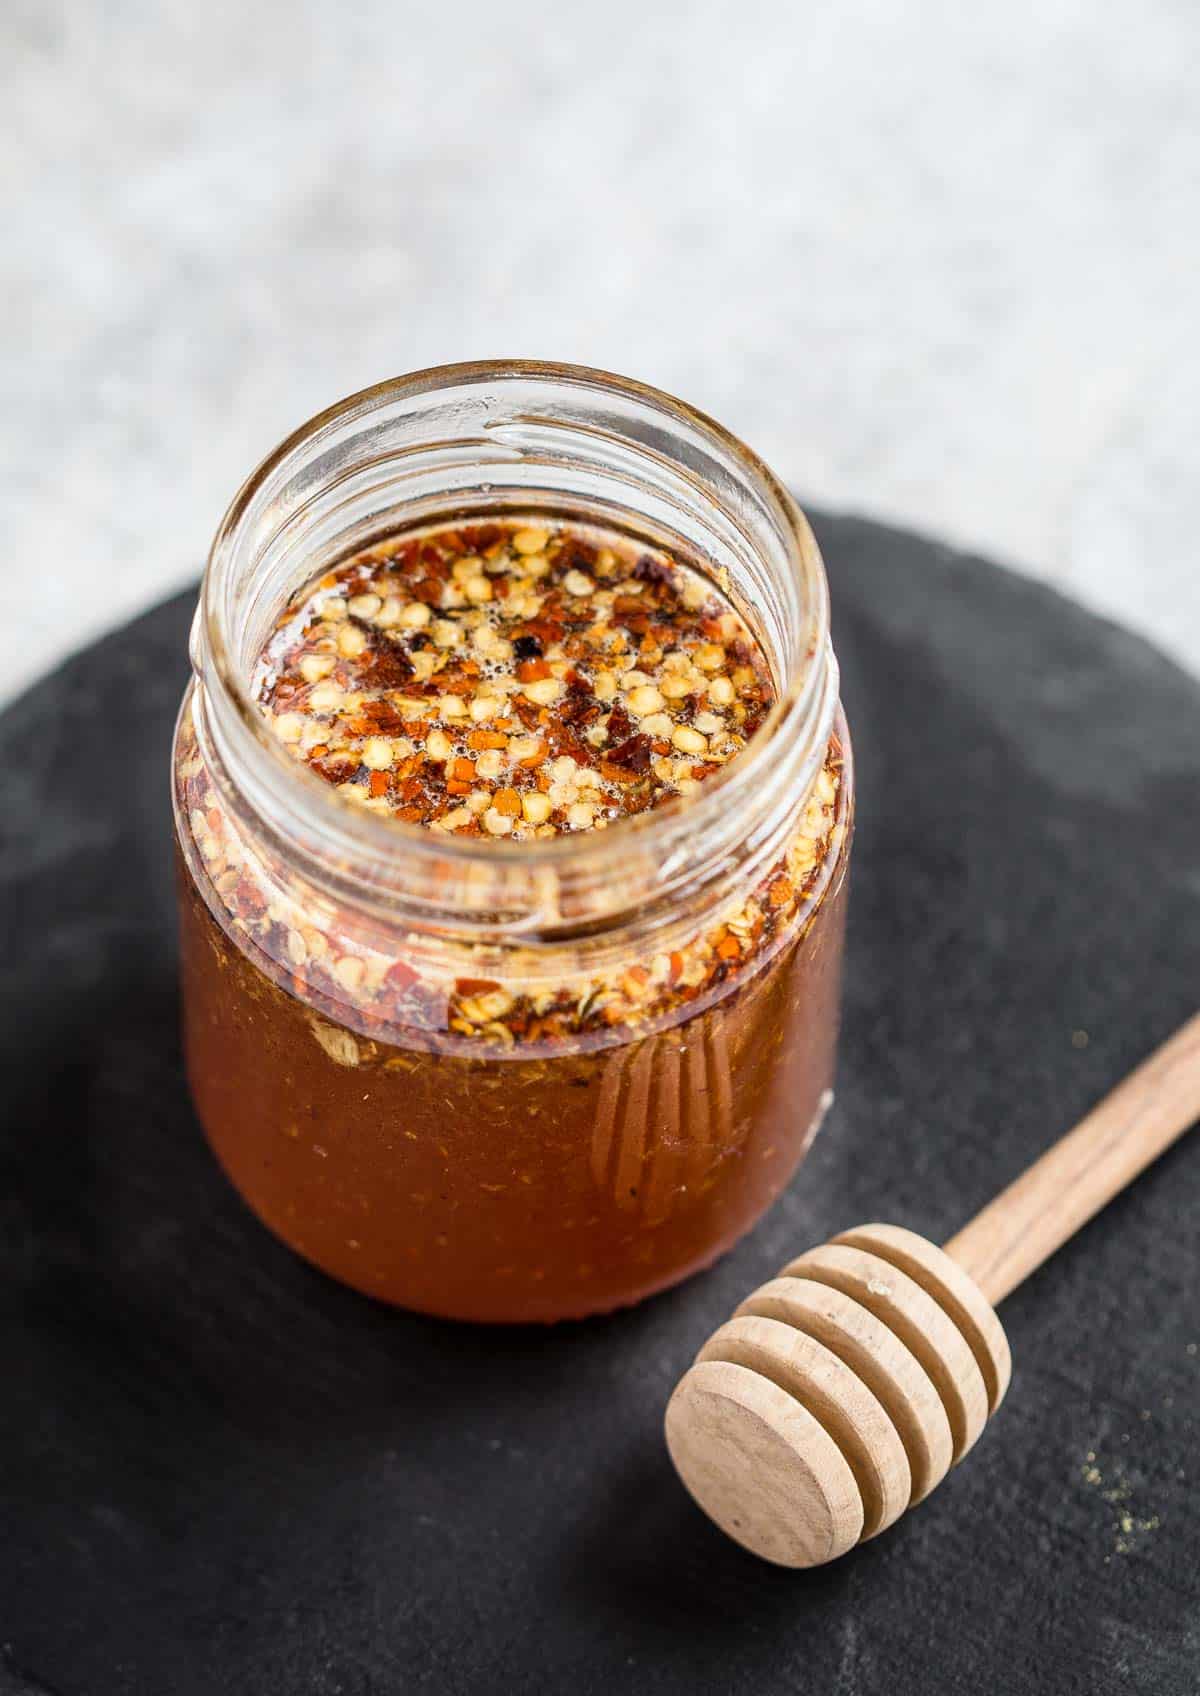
[{"left": 196, "top": 360, "right": 838, "bottom": 936}]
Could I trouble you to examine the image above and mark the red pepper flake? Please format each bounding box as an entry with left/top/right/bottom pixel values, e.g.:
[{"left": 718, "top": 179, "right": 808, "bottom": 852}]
[
  {"left": 521, "top": 618, "right": 564, "bottom": 645},
  {"left": 544, "top": 723, "right": 597, "bottom": 767},
  {"left": 607, "top": 733, "right": 652, "bottom": 772},
  {"left": 235, "top": 874, "right": 267, "bottom": 918},
  {"left": 605, "top": 702, "right": 633, "bottom": 743},
  {"left": 511, "top": 698, "right": 544, "bottom": 731},
  {"left": 768, "top": 875, "right": 794, "bottom": 909},
  {"left": 717, "top": 935, "right": 742, "bottom": 960},
  {"left": 611, "top": 597, "right": 649, "bottom": 633},
  {"left": 368, "top": 771, "right": 389, "bottom": 798},
  {"left": 358, "top": 643, "right": 413, "bottom": 691},
  {"left": 517, "top": 658, "right": 551, "bottom": 683},
  {"left": 365, "top": 705, "right": 409, "bottom": 734}
]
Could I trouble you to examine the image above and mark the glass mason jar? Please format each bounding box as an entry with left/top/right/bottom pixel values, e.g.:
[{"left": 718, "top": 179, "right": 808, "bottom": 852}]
[{"left": 172, "top": 362, "right": 853, "bottom": 1322}]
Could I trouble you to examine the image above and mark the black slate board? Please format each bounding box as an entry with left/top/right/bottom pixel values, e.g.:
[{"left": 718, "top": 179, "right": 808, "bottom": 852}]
[{"left": 2, "top": 514, "right": 1198, "bottom": 1696}]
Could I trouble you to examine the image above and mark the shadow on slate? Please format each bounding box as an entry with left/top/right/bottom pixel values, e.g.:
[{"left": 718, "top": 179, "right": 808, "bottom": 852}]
[{"left": 1, "top": 512, "right": 1198, "bottom": 1696}]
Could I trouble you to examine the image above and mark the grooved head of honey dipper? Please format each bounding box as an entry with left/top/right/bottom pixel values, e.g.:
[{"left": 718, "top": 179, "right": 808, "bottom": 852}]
[
  {"left": 665, "top": 1358, "right": 865, "bottom": 1567},
  {"left": 663, "top": 1224, "right": 1011, "bottom": 1568}
]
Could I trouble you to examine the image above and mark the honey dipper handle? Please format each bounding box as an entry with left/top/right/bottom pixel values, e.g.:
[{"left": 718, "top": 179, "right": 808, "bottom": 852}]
[{"left": 943, "top": 1012, "right": 1200, "bottom": 1306}]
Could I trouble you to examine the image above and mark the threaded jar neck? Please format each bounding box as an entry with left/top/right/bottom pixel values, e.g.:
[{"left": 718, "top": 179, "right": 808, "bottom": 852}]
[{"left": 191, "top": 361, "right": 838, "bottom": 950}]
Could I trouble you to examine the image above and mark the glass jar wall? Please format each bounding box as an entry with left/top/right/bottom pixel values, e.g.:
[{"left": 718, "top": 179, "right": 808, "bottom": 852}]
[{"left": 173, "top": 363, "right": 853, "bottom": 1322}]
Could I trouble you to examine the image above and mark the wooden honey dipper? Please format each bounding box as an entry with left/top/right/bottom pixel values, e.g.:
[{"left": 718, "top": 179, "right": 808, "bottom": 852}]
[{"left": 665, "top": 1012, "right": 1200, "bottom": 1567}]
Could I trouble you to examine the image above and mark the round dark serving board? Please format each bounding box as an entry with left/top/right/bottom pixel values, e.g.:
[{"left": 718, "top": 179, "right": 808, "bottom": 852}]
[{"left": 2, "top": 514, "right": 1198, "bottom": 1696}]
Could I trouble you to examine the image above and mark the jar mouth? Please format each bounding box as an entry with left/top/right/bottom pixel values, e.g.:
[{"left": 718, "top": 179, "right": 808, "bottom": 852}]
[{"left": 197, "top": 360, "right": 837, "bottom": 935}]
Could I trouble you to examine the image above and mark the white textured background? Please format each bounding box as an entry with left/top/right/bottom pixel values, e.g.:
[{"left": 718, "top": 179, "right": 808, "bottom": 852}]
[{"left": 5, "top": 0, "right": 1199, "bottom": 705}]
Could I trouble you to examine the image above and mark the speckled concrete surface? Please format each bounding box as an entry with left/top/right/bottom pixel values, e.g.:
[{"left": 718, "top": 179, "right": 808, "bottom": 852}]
[{"left": 5, "top": 0, "right": 1199, "bottom": 702}]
